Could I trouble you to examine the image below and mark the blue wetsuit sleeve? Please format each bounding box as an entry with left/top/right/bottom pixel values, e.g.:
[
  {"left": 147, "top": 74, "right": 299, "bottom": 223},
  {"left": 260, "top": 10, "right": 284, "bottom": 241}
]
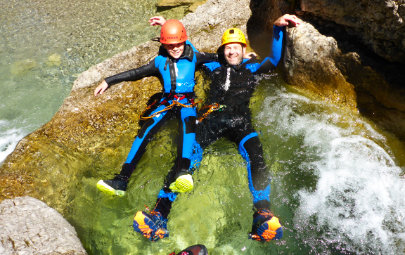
[
  {"left": 268, "top": 25, "right": 284, "bottom": 66},
  {"left": 251, "top": 25, "right": 285, "bottom": 74},
  {"left": 201, "top": 62, "right": 221, "bottom": 74},
  {"left": 105, "top": 59, "right": 158, "bottom": 87}
]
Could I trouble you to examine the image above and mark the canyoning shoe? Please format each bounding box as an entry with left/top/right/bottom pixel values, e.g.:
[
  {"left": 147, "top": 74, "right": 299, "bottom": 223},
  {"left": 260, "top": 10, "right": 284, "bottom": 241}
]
[
  {"left": 133, "top": 210, "right": 168, "bottom": 241},
  {"left": 249, "top": 209, "right": 283, "bottom": 241},
  {"left": 169, "top": 244, "right": 208, "bottom": 255},
  {"left": 169, "top": 174, "right": 194, "bottom": 193},
  {"left": 96, "top": 174, "right": 128, "bottom": 196}
]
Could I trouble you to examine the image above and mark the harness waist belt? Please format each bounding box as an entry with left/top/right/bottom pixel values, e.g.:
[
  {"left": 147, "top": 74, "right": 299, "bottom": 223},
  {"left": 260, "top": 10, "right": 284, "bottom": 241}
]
[{"left": 163, "top": 92, "right": 195, "bottom": 100}]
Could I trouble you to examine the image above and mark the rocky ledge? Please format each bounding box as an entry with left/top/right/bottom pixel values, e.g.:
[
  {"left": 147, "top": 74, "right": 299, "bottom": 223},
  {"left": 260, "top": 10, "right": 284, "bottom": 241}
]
[{"left": 0, "top": 0, "right": 404, "bottom": 253}]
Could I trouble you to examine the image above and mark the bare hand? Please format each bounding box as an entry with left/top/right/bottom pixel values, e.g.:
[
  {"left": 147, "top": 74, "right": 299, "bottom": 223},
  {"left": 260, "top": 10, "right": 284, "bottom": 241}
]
[
  {"left": 244, "top": 52, "right": 257, "bottom": 59},
  {"left": 274, "top": 14, "right": 301, "bottom": 27},
  {"left": 149, "top": 16, "right": 166, "bottom": 26},
  {"left": 94, "top": 80, "right": 109, "bottom": 96}
]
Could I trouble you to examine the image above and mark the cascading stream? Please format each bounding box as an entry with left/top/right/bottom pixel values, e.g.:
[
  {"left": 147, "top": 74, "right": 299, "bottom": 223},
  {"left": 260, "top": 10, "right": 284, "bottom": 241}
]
[
  {"left": 254, "top": 80, "right": 405, "bottom": 254},
  {"left": 0, "top": 0, "right": 159, "bottom": 162},
  {"left": 1, "top": 1, "right": 404, "bottom": 254}
]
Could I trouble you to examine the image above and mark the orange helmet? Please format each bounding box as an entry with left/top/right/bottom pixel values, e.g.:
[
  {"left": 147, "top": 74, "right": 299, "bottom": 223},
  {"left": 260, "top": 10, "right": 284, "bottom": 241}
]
[{"left": 160, "top": 19, "right": 187, "bottom": 44}]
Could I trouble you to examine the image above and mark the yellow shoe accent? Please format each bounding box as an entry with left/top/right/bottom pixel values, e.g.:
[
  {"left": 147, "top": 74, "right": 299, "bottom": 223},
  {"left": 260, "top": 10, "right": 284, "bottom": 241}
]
[
  {"left": 134, "top": 211, "right": 153, "bottom": 239},
  {"left": 261, "top": 216, "right": 282, "bottom": 241},
  {"left": 169, "top": 174, "right": 193, "bottom": 193},
  {"left": 267, "top": 216, "right": 282, "bottom": 230},
  {"left": 96, "top": 180, "right": 125, "bottom": 197}
]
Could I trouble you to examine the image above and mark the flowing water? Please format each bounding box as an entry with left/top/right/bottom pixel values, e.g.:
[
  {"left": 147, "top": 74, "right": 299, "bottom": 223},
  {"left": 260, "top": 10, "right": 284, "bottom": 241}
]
[
  {"left": 2, "top": 1, "right": 405, "bottom": 254},
  {"left": 0, "top": 0, "right": 160, "bottom": 162},
  {"left": 66, "top": 79, "right": 405, "bottom": 254}
]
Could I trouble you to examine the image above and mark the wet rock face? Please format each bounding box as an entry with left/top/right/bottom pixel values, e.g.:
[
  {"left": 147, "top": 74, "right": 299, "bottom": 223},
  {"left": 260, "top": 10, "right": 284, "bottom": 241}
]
[
  {"left": 300, "top": 0, "right": 405, "bottom": 63},
  {"left": 283, "top": 22, "right": 357, "bottom": 108},
  {"left": 0, "top": 196, "right": 87, "bottom": 255},
  {"left": 290, "top": 0, "right": 405, "bottom": 140},
  {"left": 248, "top": 0, "right": 405, "bottom": 141}
]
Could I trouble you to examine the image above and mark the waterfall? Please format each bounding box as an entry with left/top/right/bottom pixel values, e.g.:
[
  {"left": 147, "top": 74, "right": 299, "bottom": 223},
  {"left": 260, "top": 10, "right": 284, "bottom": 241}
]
[{"left": 255, "top": 79, "right": 405, "bottom": 254}]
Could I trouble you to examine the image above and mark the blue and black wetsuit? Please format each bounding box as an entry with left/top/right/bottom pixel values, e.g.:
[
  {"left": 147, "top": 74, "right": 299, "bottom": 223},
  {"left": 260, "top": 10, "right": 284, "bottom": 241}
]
[
  {"left": 196, "top": 25, "right": 285, "bottom": 211},
  {"left": 104, "top": 41, "right": 216, "bottom": 198},
  {"left": 154, "top": 26, "right": 285, "bottom": 219}
]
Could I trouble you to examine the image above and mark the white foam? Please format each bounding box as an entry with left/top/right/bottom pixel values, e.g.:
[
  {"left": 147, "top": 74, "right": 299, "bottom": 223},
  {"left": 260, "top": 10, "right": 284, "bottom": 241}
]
[
  {"left": 0, "top": 120, "right": 25, "bottom": 163},
  {"left": 296, "top": 136, "right": 404, "bottom": 254},
  {"left": 257, "top": 87, "right": 405, "bottom": 254}
]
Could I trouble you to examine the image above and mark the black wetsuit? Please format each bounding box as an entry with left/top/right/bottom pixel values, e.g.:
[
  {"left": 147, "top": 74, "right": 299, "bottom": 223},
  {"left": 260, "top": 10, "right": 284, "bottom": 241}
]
[
  {"left": 196, "top": 25, "right": 285, "bottom": 210},
  {"left": 154, "top": 26, "right": 285, "bottom": 218}
]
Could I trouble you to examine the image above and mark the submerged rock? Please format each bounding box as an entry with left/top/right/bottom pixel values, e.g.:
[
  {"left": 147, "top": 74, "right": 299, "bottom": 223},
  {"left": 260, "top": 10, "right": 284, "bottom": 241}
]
[
  {"left": 10, "top": 59, "right": 37, "bottom": 76},
  {"left": 47, "top": 53, "right": 62, "bottom": 67},
  {"left": 0, "top": 196, "right": 86, "bottom": 255}
]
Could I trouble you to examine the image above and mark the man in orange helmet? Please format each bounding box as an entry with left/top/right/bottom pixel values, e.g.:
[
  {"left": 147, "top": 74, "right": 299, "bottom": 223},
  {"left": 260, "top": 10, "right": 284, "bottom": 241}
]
[{"left": 94, "top": 17, "right": 216, "bottom": 241}]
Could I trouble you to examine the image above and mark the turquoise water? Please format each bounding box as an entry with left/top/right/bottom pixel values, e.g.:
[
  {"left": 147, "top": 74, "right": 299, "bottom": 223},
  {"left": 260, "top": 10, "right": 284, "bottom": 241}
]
[
  {"left": 0, "top": 0, "right": 159, "bottom": 162},
  {"left": 67, "top": 79, "right": 405, "bottom": 254}
]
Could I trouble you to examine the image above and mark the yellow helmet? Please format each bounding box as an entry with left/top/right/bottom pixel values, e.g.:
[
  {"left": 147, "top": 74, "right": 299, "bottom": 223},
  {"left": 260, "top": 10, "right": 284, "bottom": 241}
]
[{"left": 221, "top": 28, "right": 247, "bottom": 47}]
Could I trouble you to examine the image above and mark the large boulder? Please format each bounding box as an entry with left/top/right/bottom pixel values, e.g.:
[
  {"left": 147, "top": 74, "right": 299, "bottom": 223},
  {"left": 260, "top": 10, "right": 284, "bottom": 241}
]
[
  {"left": 248, "top": 0, "right": 405, "bottom": 141},
  {"left": 299, "top": 0, "right": 405, "bottom": 63},
  {"left": 283, "top": 22, "right": 357, "bottom": 108},
  {"left": 0, "top": 196, "right": 86, "bottom": 255}
]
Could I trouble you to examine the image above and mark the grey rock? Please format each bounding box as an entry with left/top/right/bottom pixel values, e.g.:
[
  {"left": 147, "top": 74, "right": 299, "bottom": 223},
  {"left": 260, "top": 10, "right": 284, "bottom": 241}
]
[
  {"left": 300, "top": 0, "right": 405, "bottom": 63},
  {"left": 0, "top": 196, "right": 86, "bottom": 255},
  {"left": 72, "top": 0, "right": 250, "bottom": 91}
]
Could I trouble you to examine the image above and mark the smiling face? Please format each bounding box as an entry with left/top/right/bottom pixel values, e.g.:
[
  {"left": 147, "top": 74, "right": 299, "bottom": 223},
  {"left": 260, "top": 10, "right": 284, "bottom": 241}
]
[
  {"left": 163, "top": 42, "right": 185, "bottom": 59},
  {"left": 223, "top": 42, "right": 246, "bottom": 65}
]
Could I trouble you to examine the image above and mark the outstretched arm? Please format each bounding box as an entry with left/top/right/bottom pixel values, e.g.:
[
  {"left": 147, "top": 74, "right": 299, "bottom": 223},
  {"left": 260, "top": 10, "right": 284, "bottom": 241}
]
[
  {"left": 269, "top": 14, "right": 301, "bottom": 66},
  {"left": 93, "top": 60, "right": 158, "bottom": 97},
  {"left": 254, "top": 14, "right": 301, "bottom": 73}
]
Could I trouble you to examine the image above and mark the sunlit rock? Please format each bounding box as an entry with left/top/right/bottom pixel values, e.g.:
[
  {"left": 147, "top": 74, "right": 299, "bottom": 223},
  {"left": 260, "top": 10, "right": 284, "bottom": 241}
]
[
  {"left": 0, "top": 196, "right": 86, "bottom": 255},
  {"left": 283, "top": 22, "right": 357, "bottom": 109},
  {"left": 157, "top": 0, "right": 197, "bottom": 7}
]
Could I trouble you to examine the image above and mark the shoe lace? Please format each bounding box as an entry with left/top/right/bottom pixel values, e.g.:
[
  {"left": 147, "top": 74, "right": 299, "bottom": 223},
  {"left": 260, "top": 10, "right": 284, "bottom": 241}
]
[
  {"left": 113, "top": 174, "right": 128, "bottom": 182},
  {"left": 151, "top": 210, "right": 166, "bottom": 226},
  {"left": 257, "top": 209, "right": 273, "bottom": 218}
]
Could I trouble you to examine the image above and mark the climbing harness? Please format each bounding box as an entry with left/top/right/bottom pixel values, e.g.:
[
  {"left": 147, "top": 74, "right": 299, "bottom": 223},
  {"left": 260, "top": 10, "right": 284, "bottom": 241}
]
[
  {"left": 140, "top": 94, "right": 197, "bottom": 120},
  {"left": 197, "top": 103, "right": 226, "bottom": 122}
]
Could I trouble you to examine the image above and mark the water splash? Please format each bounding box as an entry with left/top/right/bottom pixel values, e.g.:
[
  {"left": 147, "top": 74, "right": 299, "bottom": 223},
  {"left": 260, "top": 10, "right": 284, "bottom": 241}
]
[
  {"left": 255, "top": 81, "right": 405, "bottom": 254},
  {"left": 0, "top": 120, "right": 24, "bottom": 163},
  {"left": 296, "top": 135, "right": 405, "bottom": 254}
]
